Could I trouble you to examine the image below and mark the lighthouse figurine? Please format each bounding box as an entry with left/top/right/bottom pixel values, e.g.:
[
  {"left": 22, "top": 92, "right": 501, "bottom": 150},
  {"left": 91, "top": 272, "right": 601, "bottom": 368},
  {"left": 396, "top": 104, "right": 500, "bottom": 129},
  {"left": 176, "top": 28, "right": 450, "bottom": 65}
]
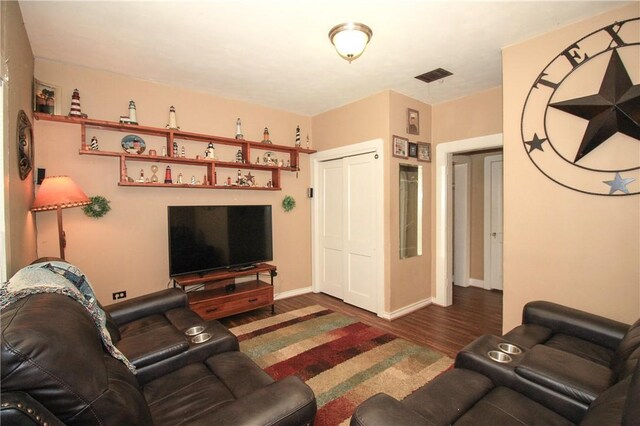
[
  {"left": 166, "top": 106, "right": 179, "bottom": 129},
  {"left": 295, "top": 125, "right": 301, "bottom": 147},
  {"left": 235, "top": 118, "right": 244, "bottom": 140},
  {"left": 128, "top": 101, "right": 138, "bottom": 125},
  {"left": 69, "top": 89, "right": 87, "bottom": 118}
]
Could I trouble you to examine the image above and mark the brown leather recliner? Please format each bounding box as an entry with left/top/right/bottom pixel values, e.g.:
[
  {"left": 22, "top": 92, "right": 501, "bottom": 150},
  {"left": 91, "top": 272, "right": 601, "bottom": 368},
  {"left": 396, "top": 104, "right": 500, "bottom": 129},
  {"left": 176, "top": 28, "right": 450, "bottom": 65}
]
[{"left": 1, "top": 293, "right": 317, "bottom": 425}]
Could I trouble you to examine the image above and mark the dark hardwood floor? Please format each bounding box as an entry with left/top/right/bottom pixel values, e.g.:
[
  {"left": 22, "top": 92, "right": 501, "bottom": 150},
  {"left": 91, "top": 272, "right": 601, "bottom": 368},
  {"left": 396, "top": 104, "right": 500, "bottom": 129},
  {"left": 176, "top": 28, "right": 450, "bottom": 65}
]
[{"left": 220, "top": 286, "right": 502, "bottom": 358}]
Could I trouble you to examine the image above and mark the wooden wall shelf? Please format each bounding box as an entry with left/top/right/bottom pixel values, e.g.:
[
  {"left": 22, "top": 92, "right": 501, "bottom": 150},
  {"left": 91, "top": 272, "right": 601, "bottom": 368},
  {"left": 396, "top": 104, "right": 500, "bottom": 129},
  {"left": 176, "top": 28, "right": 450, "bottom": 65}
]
[{"left": 35, "top": 112, "right": 316, "bottom": 191}]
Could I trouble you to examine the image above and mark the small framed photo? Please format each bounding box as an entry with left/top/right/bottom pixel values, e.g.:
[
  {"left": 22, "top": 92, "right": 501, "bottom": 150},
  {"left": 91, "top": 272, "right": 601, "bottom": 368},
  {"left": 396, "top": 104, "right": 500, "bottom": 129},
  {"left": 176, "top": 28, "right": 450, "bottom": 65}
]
[
  {"left": 407, "top": 108, "right": 419, "bottom": 135},
  {"left": 417, "top": 142, "right": 431, "bottom": 162},
  {"left": 392, "top": 135, "right": 409, "bottom": 159},
  {"left": 33, "top": 79, "right": 61, "bottom": 115},
  {"left": 408, "top": 142, "right": 418, "bottom": 158}
]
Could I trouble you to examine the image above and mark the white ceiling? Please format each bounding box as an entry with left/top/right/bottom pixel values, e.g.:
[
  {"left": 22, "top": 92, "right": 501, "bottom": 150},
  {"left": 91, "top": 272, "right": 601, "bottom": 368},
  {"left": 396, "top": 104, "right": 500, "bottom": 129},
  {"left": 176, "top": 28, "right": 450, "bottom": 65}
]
[{"left": 19, "top": 0, "right": 631, "bottom": 116}]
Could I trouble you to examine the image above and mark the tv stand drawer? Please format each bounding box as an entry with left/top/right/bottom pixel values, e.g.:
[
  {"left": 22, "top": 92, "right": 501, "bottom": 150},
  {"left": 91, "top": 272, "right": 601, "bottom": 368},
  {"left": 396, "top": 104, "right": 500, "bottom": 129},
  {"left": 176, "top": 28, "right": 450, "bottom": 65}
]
[{"left": 188, "top": 280, "right": 273, "bottom": 320}]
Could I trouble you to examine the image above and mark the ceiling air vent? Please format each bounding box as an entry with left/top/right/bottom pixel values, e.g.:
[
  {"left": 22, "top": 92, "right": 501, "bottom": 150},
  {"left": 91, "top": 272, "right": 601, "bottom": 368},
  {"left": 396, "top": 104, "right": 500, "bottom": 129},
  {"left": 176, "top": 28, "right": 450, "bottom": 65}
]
[{"left": 415, "top": 68, "right": 453, "bottom": 83}]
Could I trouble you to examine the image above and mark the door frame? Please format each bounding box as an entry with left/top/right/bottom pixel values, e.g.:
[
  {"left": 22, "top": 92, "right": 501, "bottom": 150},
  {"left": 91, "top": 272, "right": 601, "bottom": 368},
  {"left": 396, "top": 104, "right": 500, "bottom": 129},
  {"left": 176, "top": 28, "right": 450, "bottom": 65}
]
[
  {"left": 483, "top": 154, "right": 503, "bottom": 290},
  {"left": 434, "top": 133, "right": 502, "bottom": 306},
  {"left": 310, "top": 138, "right": 385, "bottom": 316}
]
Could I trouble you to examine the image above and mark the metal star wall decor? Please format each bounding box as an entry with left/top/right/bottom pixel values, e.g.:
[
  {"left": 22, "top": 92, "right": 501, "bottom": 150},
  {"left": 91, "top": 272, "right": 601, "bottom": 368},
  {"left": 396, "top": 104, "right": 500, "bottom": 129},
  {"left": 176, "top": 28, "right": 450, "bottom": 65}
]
[
  {"left": 520, "top": 17, "right": 639, "bottom": 196},
  {"left": 550, "top": 49, "right": 640, "bottom": 163}
]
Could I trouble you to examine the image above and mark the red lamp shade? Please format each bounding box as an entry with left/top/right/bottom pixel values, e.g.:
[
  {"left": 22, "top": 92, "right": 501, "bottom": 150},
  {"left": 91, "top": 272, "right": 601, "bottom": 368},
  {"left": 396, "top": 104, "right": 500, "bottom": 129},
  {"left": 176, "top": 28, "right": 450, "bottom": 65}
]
[
  {"left": 31, "top": 176, "right": 90, "bottom": 260},
  {"left": 31, "top": 176, "right": 90, "bottom": 211}
]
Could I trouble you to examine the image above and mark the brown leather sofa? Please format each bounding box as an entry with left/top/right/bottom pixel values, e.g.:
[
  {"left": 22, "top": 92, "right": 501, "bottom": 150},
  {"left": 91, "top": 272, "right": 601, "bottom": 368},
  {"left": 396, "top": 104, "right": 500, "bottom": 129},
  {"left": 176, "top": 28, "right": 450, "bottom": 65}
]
[
  {"left": 351, "top": 301, "right": 639, "bottom": 425},
  {"left": 1, "top": 292, "right": 317, "bottom": 425}
]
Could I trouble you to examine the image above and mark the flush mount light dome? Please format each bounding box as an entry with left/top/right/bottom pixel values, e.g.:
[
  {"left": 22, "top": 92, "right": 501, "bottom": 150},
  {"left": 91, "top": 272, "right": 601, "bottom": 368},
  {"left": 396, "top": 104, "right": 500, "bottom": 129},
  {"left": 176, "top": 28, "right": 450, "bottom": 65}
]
[{"left": 329, "top": 22, "right": 373, "bottom": 63}]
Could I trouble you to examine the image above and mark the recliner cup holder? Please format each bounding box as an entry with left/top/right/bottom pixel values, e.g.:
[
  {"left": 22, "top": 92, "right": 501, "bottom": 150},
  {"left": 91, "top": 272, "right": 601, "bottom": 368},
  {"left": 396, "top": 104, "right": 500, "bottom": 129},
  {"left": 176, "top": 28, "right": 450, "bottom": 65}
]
[
  {"left": 498, "top": 342, "right": 522, "bottom": 355},
  {"left": 488, "top": 350, "right": 512, "bottom": 363},
  {"left": 191, "top": 332, "right": 212, "bottom": 344},
  {"left": 185, "top": 325, "right": 205, "bottom": 336}
]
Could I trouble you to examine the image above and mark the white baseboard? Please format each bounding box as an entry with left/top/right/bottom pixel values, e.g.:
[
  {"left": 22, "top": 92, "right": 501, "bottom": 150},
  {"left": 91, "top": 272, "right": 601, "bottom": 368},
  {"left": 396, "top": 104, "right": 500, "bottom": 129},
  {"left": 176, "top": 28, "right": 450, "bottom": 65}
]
[
  {"left": 468, "top": 278, "right": 485, "bottom": 289},
  {"left": 379, "top": 297, "right": 432, "bottom": 320},
  {"left": 275, "top": 286, "right": 313, "bottom": 301}
]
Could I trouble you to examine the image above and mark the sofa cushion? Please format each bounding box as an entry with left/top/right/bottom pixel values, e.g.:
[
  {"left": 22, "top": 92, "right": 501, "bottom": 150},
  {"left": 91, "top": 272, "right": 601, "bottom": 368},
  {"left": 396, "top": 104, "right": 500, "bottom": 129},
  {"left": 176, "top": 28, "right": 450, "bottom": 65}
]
[
  {"left": 515, "top": 345, "right": 616, "bottom": 404},
  {"left": 1, "top": 294, "right": 152, "bottom": 425},
  {"left": 455, "top": 387, "right": 573, "bottom": 426},
  {"left": 545, "top": 333, "right": 614, "bottom": 367},
  {"left": 402, "top": 369, "right": 493, "bottom": 424},
  {"left": 144, "top": 362, "right": 237, "bottom": 425}
]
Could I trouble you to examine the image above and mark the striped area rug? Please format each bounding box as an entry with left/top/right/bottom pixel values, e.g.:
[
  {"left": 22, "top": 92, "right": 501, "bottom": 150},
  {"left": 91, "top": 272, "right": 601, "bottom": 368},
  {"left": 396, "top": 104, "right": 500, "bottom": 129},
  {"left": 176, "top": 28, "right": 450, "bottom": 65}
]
[{"left": 230, "top": 305, "right": 452, "bottom": 426}]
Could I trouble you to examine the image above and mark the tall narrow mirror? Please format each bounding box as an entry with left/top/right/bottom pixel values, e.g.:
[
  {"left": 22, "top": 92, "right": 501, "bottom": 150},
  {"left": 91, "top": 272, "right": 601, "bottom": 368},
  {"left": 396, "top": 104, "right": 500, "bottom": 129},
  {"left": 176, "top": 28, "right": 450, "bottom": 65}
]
[{"left": 399, "top": 164, "right": 423, "bottom": 259}]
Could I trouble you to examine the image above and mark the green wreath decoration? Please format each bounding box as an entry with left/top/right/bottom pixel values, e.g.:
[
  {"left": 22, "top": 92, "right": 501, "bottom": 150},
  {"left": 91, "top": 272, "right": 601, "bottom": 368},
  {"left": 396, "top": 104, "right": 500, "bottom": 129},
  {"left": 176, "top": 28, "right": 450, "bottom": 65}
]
[
  {"left": 282, "top": 195, "right": 296, "bottom": 212},
  {"left": 83, "top": 195, "right": 111, "bottom": 218}
]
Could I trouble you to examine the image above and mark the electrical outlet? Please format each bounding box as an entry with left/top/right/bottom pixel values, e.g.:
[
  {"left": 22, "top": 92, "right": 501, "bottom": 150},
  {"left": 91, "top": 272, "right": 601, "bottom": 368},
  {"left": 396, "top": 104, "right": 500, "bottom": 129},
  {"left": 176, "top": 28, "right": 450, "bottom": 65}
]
[{"left": 112, "top": 291, "right": 127, "bottom": 300}]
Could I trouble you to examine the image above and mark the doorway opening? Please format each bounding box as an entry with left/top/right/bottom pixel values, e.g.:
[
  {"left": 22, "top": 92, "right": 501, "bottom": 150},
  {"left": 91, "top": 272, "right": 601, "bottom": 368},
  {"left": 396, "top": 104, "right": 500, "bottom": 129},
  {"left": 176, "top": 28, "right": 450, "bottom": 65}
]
[{"left": 434, "top": 134, "right": 503, "bottom": 307}]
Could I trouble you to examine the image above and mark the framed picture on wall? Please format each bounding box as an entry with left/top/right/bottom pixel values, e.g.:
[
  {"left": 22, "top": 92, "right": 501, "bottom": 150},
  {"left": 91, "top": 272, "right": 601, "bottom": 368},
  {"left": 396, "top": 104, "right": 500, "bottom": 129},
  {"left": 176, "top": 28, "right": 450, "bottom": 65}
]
[
  {"left": 408, "top": 142, "right": 418, "bottom": 158},
  {"left": 392, "top": 135, "right": 409, "bottom": 159},
  {"left": 33, "top": 79, "right": 61, "bottom": 115},
  {"left": 417, "top": 142, "right": 431, "bottom": 162},
  {"left": 407, "top": 108, "right": 419, "bottom": 135}
]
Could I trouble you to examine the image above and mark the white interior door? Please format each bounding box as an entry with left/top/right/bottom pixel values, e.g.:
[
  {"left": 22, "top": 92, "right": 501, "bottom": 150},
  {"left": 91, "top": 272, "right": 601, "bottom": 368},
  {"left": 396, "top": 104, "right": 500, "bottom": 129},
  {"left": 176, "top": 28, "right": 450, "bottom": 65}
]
[
  {"left": 342, "top": 153, "right": 377, "bottom": 311},
  {"left": 453, "top": 161, "right": 470, "bottom": 287},
  {"left": 318, "top": 159, "right": 344, "bottom": 299},
  {"left": 316, "top": 152, "right": 377, "bottom": 312},
  {"left": 484, "top": 155, "right": 503, "bottom": 290}
]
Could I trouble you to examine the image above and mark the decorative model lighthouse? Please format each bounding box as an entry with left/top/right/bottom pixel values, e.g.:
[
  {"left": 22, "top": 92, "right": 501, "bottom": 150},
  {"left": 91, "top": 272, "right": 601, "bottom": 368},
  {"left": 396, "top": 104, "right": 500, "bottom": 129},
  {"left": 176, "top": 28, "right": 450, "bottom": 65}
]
[
  {"left": 166, "top": 106, "right": 179, "bottom": 129},
  {"left": 69, "top": 89, "right": 87, "bottom": 118},
  {"left": 295, "top": 125, "right": 301, "bottom": 147},
  {"left": 235, "top": 118, "right": 244, "bottom": 140}
]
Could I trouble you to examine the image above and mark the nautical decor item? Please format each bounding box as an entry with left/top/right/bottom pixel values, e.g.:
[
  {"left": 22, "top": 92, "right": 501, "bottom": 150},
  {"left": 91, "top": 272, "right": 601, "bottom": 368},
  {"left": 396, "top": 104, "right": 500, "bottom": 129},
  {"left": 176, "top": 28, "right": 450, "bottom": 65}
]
[
  {"left": 82, "top": 195, "right": 111, "bottom": 218},
  {"left": 150, "top": 165, "right": 159, "bottom": 183},
  {"left": 89, "top": 136, "right": 99, "bottom": 150},
  {"left": 306, "top": 134, "right": 310, "bottom": 149},
  {"left": 69, "top": 89, "right": 87, "bottom": 118},
  {"left": 181, "top": 146, "right": 185, "bottom": 158},
  {"left": 235, "top": 118, "right": 244, "bottom": 140},
  {"left": 177, "top": 173, "right": 183, "bottom": 184},
  {"left": 166, "top": 106, "right": 179, "bottom": 129},
  {"left": 164, "top": 166, "right": 172, "bottom": 184},
  {"left": 161, "top": 146, "right": 167, "bottom": 156},
  {"left": 121, "top": 135, "right": 145, "bottom": 154},
  {"left": 190, "top": 175, "right": 197, "bottom": 185},
  {"left": 262, "top": 127, "right": 272, "bottom": 144},
  {"left": 244, "top": 172, "right": 255, "bottom": 186},
  {"left": 138, "top": 169, "right": 145, "bottom": 183},
  {"left": 235, "top": 149, "right": 243, "bottom": 163},
  {"left": 119, "top": 100, "right": 138, "bottom": 124},
  {"left": 205, "top": 142, "right": 216, "bottom": 159},
  {"left": 173, "top": 140, "right": 178, "bottom": 157},
  {"left": 128, "top": 101, "right": 137, "bottom": 124},
  {"left": 295, "top": 125, "right": 301, "bottom": 147}
]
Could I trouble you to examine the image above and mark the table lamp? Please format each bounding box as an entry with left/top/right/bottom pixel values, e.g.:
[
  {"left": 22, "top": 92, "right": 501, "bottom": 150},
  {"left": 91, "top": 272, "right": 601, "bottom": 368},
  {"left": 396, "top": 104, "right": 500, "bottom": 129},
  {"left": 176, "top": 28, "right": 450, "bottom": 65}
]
[{"left": 31, "top": 176, "right": 91, "bottom": 260}]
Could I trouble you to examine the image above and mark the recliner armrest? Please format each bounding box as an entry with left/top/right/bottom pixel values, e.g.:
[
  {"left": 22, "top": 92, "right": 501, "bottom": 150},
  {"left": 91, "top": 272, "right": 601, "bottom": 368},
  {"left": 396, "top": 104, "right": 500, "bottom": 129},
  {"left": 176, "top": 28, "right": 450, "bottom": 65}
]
[
  {"left": 203, "top": 376, "right": 317, "bottom": 426},
  {"left": 522, "top": 301, "right": 629, "bottom": 351},
  {"left": 350, "top": 393, "right": 431, "bottom": 426},
  {"left": 0, "top": 392, "right": 65, "bottom": 426},
  {"left": 104, "top": 288, "right": 188, "bottom": 325}
]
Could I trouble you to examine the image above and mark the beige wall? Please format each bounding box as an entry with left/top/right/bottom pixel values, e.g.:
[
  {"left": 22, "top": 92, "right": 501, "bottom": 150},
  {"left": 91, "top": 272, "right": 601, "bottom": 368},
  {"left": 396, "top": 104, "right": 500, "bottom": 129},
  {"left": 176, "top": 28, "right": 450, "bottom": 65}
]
[
  {"left": 388, "top": 91, "right": 432, "bottom": 311},
  {"left": 2, "top": 1, "right": 37, "bottom": 278},
  {"left": 430, "top": 87, "right": 503, "bottom": 295},
  {"left": 34, "top": 60, "right": 313, "bottom": 304},
  {"left": 502, "top": 4, "right": 640, "bottom": 330}
]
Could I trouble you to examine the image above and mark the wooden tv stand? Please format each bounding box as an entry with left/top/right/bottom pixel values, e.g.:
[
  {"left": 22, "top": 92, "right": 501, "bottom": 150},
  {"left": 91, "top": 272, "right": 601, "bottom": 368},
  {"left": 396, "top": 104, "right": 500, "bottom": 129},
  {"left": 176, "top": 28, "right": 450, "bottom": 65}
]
[{"left": 173, "top": 263, "right": 276, "bottom": 320}]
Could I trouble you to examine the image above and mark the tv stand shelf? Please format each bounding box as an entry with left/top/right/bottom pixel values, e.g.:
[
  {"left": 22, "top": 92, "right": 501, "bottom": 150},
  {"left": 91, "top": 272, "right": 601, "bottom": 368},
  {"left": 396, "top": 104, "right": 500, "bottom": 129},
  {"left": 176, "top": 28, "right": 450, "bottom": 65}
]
[{"left": 173, "top": 263, "right": 276, "bottom": 320}]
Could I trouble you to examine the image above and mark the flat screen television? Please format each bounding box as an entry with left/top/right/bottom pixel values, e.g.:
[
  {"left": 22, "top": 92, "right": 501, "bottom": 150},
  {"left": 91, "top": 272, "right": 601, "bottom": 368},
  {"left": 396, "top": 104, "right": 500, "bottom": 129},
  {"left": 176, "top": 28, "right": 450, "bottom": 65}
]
[{"left": 168, "top": 205, "right": 273, "bottom": 276}]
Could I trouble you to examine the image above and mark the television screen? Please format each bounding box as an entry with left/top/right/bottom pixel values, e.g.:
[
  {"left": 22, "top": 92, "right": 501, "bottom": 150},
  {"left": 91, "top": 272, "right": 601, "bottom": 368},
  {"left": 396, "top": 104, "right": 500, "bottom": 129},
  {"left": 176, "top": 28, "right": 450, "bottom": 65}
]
[{"left": 168, "top": 205, "right": 273, "bottom": 276}]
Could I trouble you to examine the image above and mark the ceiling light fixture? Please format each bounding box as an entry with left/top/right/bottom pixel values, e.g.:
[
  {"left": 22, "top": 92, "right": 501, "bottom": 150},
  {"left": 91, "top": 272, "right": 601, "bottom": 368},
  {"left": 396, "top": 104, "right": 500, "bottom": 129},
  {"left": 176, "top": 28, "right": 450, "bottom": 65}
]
[{"left": 328, "top": 22, "right": 373, "bottom": 63}]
